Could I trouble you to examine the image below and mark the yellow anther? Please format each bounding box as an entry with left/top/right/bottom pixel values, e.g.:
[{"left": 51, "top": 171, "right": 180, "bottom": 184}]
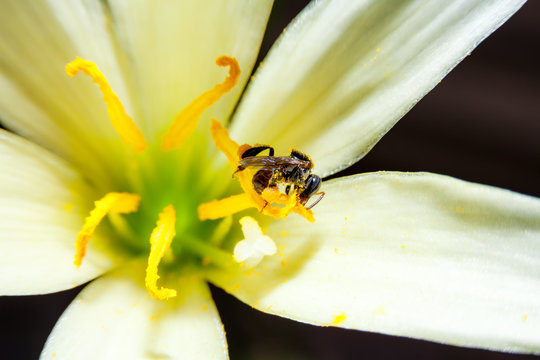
[
  {"left": 161, "top": 56, "right": 241, "bottom": 152},
  {"left": 198, "top": 193, "right": 252, "bottom": 221},
  {"left": 74, "top": 192, "right": 141, "bottom": 267},
  {"left": 198, "top": 119, "right": 315, "bottom": 222},
  {"left": 145, "top": 205, "right": 177, "bottom": 300},
  {"left": 66, "top": 57, "right": 147, "bottom": 152}
]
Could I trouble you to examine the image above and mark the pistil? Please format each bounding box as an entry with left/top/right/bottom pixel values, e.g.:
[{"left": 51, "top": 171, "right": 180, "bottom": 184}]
[{"left": 234, "top": 216, "right": 277, "bottom": 267}]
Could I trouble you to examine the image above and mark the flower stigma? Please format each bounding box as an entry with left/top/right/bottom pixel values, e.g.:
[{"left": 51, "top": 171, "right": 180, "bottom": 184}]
[
  {"left": 234, "top": 216, "right": 277, "bottom": 267},
  {"left": 74, "top": 192, "right": 141, "bottom": 268}
]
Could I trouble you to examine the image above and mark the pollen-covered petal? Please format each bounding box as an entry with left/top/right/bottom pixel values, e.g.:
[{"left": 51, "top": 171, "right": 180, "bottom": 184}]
[
  {"left": 145, "top": 206, "right": 177, "bottom": 300},
  {"left": 230, "top": 0, "right": 526, "bottom": 177},
  {"left": 234, "top": 216, "right": 277, "bottom": 267},
  {"left": 41, "top": 266, "right": 228, "bottom": 360},
  {"left": 208, "top": 172, "right": 540, "bottom": 353},
  {"left": 74, "top": 192, "right": 140, "bottom": 268},
  {"left": 104, "top": 0, "right": 273, "bottom": 139},
  {"left": 66, "top": 57, "right": 147, "bottom": 152},
  {"left": 0, "top": 131, "right": 113, "bottom": 295},
  {"left": 161, "top": 57, "right": 240, "bottom": 151}
]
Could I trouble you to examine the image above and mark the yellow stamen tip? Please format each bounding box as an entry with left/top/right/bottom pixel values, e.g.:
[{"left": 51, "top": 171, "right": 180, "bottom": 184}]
[
  {"left": 66, "top": 57, "right": 147, "bottom": 152},
  {"left": 161, "top": 56, "right": 241, "bottom": 152},
  {"left": 74, "top": 192, "right": 141, "bottom": 267},
  {"left": 145, "top": 205, "right": 177, "bottom": 300}
]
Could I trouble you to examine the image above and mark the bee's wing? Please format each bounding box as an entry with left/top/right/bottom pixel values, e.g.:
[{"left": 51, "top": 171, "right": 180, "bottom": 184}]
[{"left": 239, "top": 156, "right": 309, "bottom": 169}]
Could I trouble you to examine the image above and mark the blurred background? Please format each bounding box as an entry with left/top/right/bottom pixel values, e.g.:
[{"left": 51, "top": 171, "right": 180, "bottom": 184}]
[{"left": 1, "top": 1, "right": 539, "bottom": 359}]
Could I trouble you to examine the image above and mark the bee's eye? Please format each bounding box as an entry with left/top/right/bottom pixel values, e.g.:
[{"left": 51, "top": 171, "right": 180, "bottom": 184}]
[{"left": 299, "top": 174, "right": 321, "bottom": 203}]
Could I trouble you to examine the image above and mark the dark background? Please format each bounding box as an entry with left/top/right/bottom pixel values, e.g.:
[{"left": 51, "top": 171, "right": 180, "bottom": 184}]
[{"left": 1, "top": 1, "right": 539, "bottom": 359}]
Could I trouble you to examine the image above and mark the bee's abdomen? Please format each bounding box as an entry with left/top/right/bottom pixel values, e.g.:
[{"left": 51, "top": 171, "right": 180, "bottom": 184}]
[{"left": 252, "top": 169, "right": 274, "bottom": 194}]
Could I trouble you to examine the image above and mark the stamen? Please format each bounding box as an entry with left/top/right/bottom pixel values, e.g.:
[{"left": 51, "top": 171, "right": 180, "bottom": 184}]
[
  {"left": 234, "top": 216, "right": 276, "bottom": 267},
  {"left": 198, "top": 193, "right": 252, "bottom": 221},
  {"left": 74, "top": 192, "right": 141, "bottom": 267},
  {"left": 161, "top": 56, "right": 240, "bottom": 152},
  {"left": 66, "top": 58, "right": 147, "bottom": 152},
  {"left": 199, "top": 119, "right": 315, "bottom": 221},
  {"left": 145, "top": 205, "right": 177, "bottom": 300}
]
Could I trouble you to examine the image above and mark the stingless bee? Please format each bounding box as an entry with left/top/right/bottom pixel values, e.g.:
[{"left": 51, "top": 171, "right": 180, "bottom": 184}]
[{"left": 236, "top": 145, "right": 325, "bottom": 210}]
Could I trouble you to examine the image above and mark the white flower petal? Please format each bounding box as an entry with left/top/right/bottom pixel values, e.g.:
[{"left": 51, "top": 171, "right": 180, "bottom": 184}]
[
  {"left": 208, "top": 172, "right": 540, "bottom": 353},
  {"left": 0, "top": 131, "right": 113, "bottom": 295},
  {"left": 230, "top": 0, "right": 525, "bottom": 177},
  {"left": 0, "top": 0, "right": 135, "bottom": 183},
  {"left": 105, "top": 0, "right": 273, "bottom": 138},
  {"left": 41, "top": 266, "right": 228, "bottom": 360}
]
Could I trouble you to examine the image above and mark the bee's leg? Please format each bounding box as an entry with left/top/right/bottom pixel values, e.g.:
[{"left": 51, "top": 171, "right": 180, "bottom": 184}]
[
  {"left": 285, "top": 184, "right": 292, "bottom": 195},
  {"left": 233, "top": 165, "right": 245, "bottom": 177},
  {"left": 240, "top": 145, "right": 274, "bottom": 158},
  {"left": 306, "top": 192, "right": 325, "bottom": 210},
  {"left": 260, "top": 200, "right": 269, "bottom": 213}
]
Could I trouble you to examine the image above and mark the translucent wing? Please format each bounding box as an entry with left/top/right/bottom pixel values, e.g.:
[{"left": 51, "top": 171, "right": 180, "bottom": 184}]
[{"left": 238, "top": 156, "right": 310, "bottom": 169}]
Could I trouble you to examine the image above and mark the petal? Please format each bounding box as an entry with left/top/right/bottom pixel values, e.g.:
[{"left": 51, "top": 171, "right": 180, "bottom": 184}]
[
  {"left": 41, "top": 266, "right": 228, "bottom": 360},
  {"left": 208, "top": 172, "right": 540, "bottom": 353},
  {"left": 0, "top": 131, "right": 113, "bottom": 295},
  {"left": 230, "top": 0, "right": 525, "bottom": 177},
  {"left": 105, "top": 0, "right": 273, "bottom": 138},
  {"left": 0, "top": 0, "right": 136, "bottom": 182}
]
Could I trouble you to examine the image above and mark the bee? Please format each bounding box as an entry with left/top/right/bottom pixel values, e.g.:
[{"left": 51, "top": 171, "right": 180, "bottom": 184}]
[{"left": 236, "top": 145, "right": 325, "bottom": 210}]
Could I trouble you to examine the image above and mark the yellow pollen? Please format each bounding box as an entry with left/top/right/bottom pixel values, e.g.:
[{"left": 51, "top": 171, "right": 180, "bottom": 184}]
[
  {"left": 198, "top": 119, "right": 315, "bottom": 222},
  {"left": 145, "top": 205, "right": 177, "bottom": 300},
  {"left": 161, "top": 56, "right": 240, "bottom": 152},
  {"left": 74, "top": 192, "right": 141, "bottom": 267},
  {"left": 330, "top": 313, "right": 347, "bottom": 326},
  {"left": 65, "top": 58, "right": 147, "bottom": 152}
]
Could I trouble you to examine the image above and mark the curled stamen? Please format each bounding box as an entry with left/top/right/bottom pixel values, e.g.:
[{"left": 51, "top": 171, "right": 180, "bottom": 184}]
[
  {"left": 66, "top": 57, "right": 147, "bottom": 152},
  {"left": 161, "top": 56, "right": 241, "bottom": 152},
  {"left": 234, "top": 216, "right": 276, "bottom": 267},
  {"left": 145, "top": 205, "right": 177, "bottom": 300},
  {"left": 75, "top": 192, "right": 141, "bottom": 267}
]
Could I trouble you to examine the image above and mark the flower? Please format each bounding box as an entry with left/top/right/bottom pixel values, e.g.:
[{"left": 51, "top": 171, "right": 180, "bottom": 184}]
[{"left": 1, "top": 0, "right": 539, "bottom": 359}]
